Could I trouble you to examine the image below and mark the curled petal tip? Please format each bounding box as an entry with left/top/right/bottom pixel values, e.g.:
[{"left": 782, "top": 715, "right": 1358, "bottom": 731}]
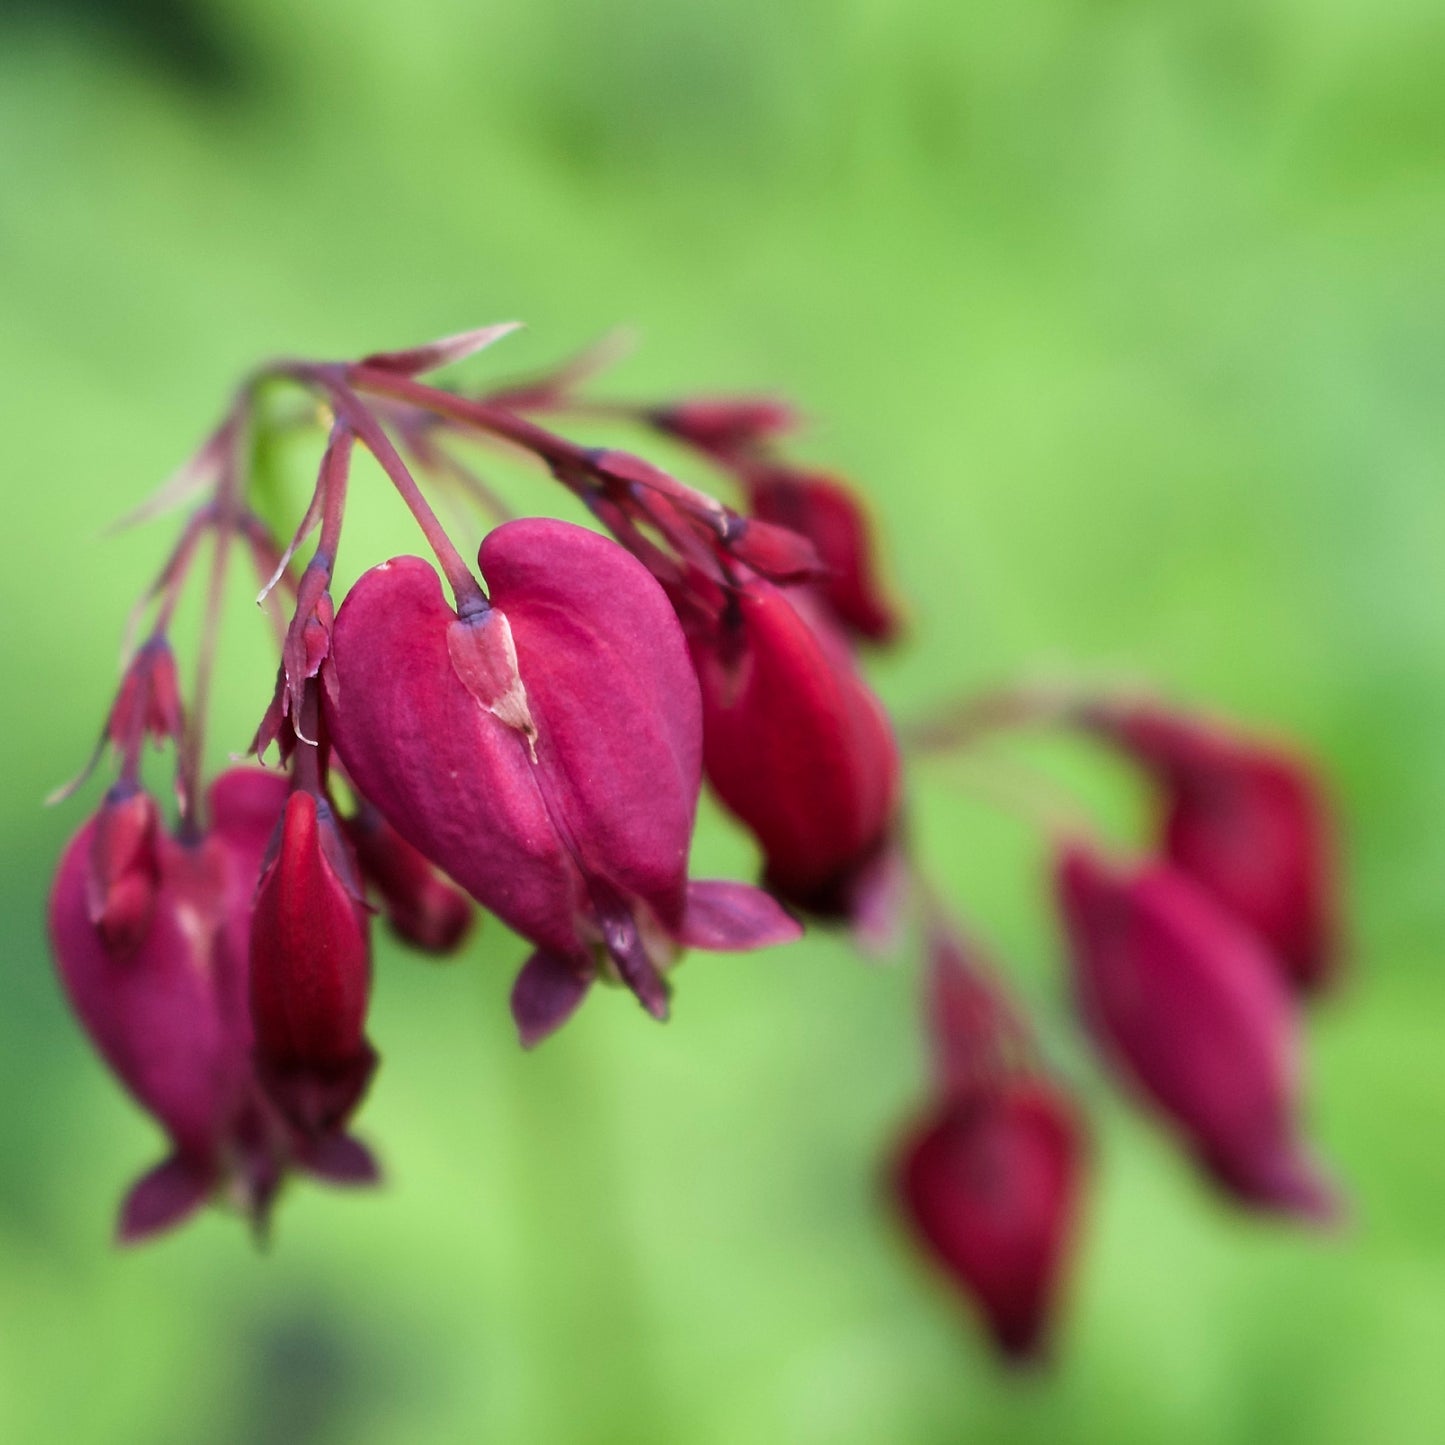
[
  {"left": 511, "top": 951, "right": 592, "bottom": 1048},
  {"left": 115, "top": 1156, "right": 211, "bottom": 1247},
  {"left": 679, "top": 880, "right": 802, "bottom": 951}
]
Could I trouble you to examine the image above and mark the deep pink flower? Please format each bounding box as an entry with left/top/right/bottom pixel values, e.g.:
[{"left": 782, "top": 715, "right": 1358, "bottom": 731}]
[
  {"left": 895, "top": 1083, "right": 1085, "bottom": 1362},
  {"left": 49, "top": 768, "right": 376, "bottom": 1243},
  {"left": 249, "top": 790, "right": 376, "bottom": 1133},
  {"left": 325, "top": 517, "right": 799, "bottom": 1046},
  {"left": 1055, "top": 844, "right": 1338, "bottom": 1221},
  {"left": 687, "top": 577, "right": 901, "bottom": 918},
  {"left": 893, "top": 924, "right": 1085, "bottom": 1361},
  {"left": 745, "top": 467, "right": 900, "bottom": 644},
  {"left": 1080, "top": 703, "right": 1338, "bottom": 995},
  {"left": 345, "top": 803, "right": 474, "bottom": 955}
]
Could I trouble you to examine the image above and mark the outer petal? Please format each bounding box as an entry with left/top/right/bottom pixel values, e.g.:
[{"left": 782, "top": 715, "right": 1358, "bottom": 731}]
[
  {"left": 690, "top": 580, "right": 899, "bottom": 913},
  {"left": 50, "top": 823, "right": 244, "bottom": 1159},
  {"left": 1084, "top": 705, "right": 1337, "bottom": 994},
  {"left": 1056, "top": 846, "right": 1338, "bottom": 1221},
  {"left": 250, "top": 792, "right": 370, "bottom": 1065},
  {"left": 481, "top": 516, "right": 703, "bottom": 931},
  {"left": 894, "top": 1083, "right": 1085, "bottom": 1361}
]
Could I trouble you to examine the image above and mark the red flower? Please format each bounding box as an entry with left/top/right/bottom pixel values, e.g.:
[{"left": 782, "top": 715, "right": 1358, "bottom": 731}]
[
  {"left": 325, "top": 517, "right": 799, "bottom": 1046},
  {"left": 893, "top": 924, "right": 1085, "bottom": 1361},
  {"left": 1056, "top": 844, "right": 1338, "bottom": 1221},
  {"left": 1080, "top": 703, "right": 1338, "bottom": 995},
  {"left": 249, "top": 789, "right": 376, "bottom": 1134},
  {"left": 345, "top": 803, "right": 473, "bottom": 955},
  {"left": 688, "top": 578, "right": 901, "bottom": 919},
  {"left": 49, "top": 769, "right": 377, "bottom": 1243},
  {"left": 745, "top": 467, "right": 900, "bottom": 644}
]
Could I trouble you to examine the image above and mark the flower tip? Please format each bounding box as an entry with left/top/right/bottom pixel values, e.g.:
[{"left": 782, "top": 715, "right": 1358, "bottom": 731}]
[
  {"left": 1216, "top": 1146, "right": 1346, "bottom": 1229},
  {"left": 679, "top": 880, "right": 803, "bottom": 952},
  {"left": 299, "top": 1132, "right": 383, "bottom": 1188},
  {"left": 511, "top": 951, "right": 592, "bottom": 1048},
  {"left": 115, "top": 1156, "right": 211, "bottom": 1247}
]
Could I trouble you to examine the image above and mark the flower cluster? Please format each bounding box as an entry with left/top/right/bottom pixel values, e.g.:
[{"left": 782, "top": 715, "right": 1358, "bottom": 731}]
[{"left": 48, "top": 326, "right": 1343, "bottom": 1361}]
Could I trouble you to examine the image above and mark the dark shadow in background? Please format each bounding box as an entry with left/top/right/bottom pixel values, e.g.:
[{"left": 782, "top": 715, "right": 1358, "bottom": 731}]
[{"left": 1, "top": 0, "right": 260, "bottom": 94}]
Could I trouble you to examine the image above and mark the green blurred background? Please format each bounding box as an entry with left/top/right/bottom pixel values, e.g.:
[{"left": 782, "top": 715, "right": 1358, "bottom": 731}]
[{"left": 2, "top": 1, "right": 1443, "bottom": 1441}]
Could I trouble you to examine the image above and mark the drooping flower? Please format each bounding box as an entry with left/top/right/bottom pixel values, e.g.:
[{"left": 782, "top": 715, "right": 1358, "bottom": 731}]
[
  {"left": 325, "top": 517, "right": 799, "bottom": 1046},
  {"left": 1055, "top": 843, "right": 1338, "bottom": 1221},
  {"left": 249, "top": 789, "right": 377, "bottom": 1133},
  {"left": 686, "top": 576, "right": 901, "bottom": 921},
  {"left": 345, "top": 802, "right": 473, "bottom": 955},
  {"left": 743, "top": 466, "right": 900, "bottom": 645},
  {"left": 1078, "top": 702, "right": 1338, "bottom": 995},
  {"left": 892, "top": 923, "right": 1086, "bottom": 1361},
  {"left": 48, "top": 768, "right": 377, "bottom": 1243}
]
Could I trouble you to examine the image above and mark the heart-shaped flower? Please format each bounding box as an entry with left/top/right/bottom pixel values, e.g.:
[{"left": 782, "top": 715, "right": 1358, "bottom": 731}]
[{"left": 326, "top": 517, "right": 798, "bottom": 1045}]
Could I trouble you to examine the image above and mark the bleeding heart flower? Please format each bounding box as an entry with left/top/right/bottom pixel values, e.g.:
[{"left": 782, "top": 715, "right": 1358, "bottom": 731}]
[
  {"left": 1055, "top": 843, "right": 1339, "bottom": 1222},
  {"left": 325, "top": 517, "right": 799, "bottom": 1047},
  {"left": 687, "top": 576, "right": 901, "bottom": 919},
  {"left": 345, "top": 802, "right": 474, "bottom": 955},
  {"left": 1078, "top": 702, "right": 1338, "bottom": 996},
  {"left": 892, "top": 921, "right": 1086, "bottom": 1361},
  {"left": 744, "top": 467, "right": 900, "bottom": 645},
  {"left": 49, "top": 768, "right": 377, "bottom": 1243},
  {"left": 895, "top": 1083, "right": 1085, "bottom": 1362},
  {"left": 249, "top": 789, "right": 376, "bottom": 1133}
]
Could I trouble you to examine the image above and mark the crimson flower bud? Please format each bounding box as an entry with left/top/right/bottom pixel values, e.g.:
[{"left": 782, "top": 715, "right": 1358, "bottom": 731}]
[
  {"left": 1079, "top": 703, "right": 1338, "bottom": 995},
  {"left": 1055, "top": 844, "right": 1339, "bottom": 1222},
  {"left": 895, "top": 1083, "right": 1085, "bottom": 1362},
  {"left": 649, "top": 397, "right": 798, "bottom": 457},
  {"left": 106, "top": 637, "right": 184, "bottom": 752},
  {"left": 84, "top": 784, "right": 162, "bottom": 957},
  {"left": 249, "top": 790, "right": 376, "bottom": 1133},
  {"left": 326, "top": 518, "right": 799, "bottom": 1046},
  {"left": 745, "top": 468, "right": 900, "bottom": 644},
  {"left": 688, "top": 578, "right": 900, "bottom": 918},
  {"left": 892, "top": 924, "right": 1086, "bottom": 1362},
  {"left": 345, "top": 804, "right": 473, "bottom": 955}
]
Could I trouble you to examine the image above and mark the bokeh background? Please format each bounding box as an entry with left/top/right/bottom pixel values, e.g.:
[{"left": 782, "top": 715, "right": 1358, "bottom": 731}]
[{"left": 3, "top": 2, "right": 1443, "bottom": 1441}]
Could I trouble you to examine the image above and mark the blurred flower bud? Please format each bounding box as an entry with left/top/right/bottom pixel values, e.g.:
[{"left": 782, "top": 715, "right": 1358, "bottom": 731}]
[
  {"left": 1055, "top": 844, "right": 1339, "bottom": 1222},
  {"left": 1080, "top": 702, "right": 1338, "bottom": 995},
  {"left": 746, "top": 468, "right": 900, "bottom": 645},
  {"left": 345, "top": 803, "right": 474, "bottom": 955},
  {"left": 895, "top": 1082, "right": 1086, "bottom": 1362}
]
